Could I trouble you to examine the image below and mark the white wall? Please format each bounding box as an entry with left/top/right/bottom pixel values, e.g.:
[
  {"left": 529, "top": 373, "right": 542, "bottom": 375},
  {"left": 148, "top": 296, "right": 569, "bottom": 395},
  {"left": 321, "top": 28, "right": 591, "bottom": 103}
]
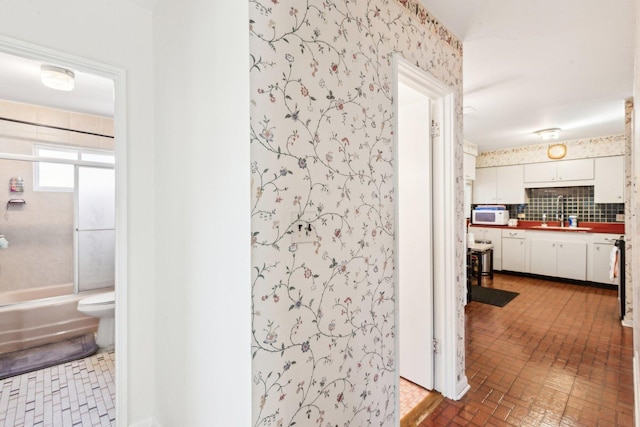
[
  {"left": 153, "top": 0, "right": 251, "bottom": 426},
  {"left": 0, "top": 1, "right": 155, "bottom": 424}
]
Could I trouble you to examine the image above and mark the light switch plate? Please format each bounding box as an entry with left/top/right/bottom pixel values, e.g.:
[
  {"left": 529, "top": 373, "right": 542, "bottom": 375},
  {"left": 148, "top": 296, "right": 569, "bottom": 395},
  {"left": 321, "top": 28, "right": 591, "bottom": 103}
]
[
  {"left": 291, "top": 212, "right": 317, "bottom": 243},
  {"left": 616, "top": 213, "right": 625, "bottom": 222}
]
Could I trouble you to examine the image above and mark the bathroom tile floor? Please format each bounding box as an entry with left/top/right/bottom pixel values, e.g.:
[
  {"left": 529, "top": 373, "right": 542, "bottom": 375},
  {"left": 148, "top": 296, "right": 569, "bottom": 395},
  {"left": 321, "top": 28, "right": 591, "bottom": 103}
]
[
  {"left": 419, "top": 273, "right": 634, "bottom": 426},
  {"left": 0, "top": 347, "right": 115, "bottom": 427},
  {"left": 400, "top": 377, "right": 433, "bottom": 418}
]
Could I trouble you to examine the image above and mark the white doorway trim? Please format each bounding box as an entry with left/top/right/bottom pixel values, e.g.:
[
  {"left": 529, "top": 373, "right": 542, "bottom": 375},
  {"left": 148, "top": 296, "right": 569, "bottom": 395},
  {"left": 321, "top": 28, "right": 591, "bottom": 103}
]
[
  {"left": 0, "top": 35, "right": 129, "bottom": 426},
  {"left": 393, "top": 55, "right": 466, "bottom": 414}
]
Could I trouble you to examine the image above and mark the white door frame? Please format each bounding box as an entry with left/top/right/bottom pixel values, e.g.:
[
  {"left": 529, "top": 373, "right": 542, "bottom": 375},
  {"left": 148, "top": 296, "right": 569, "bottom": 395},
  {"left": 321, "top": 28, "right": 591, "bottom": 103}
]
[
  {"left": 0, "top": 35, "right": 129, "bottom": 426},
  {"left": 393, "top": 55, "right": 464, "bottom": 412}
]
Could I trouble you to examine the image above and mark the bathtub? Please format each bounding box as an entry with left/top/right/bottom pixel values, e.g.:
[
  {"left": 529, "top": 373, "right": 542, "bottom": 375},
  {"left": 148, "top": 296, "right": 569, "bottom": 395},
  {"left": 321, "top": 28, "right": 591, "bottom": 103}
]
[{"left": 0, "top": 287, "right": 113, "bottom": 354}]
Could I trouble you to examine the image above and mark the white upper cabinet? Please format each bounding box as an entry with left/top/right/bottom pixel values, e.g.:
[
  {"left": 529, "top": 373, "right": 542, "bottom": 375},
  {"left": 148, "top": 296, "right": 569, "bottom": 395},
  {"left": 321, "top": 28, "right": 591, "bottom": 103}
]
[
  {"left": 524, "top": 159, "right": 594, "bottom": 187},
  {"left": 524, "top": 162, "right": 556, "bottom": 183},
  {"left": 594, "top": 156, "right": 624, "bottom": 204},
  {"left": 556, "top": 159, "right": 594, "bottom": 181},
  {"left": 496, "top": 165, "right": 525, "bottom": 204},
  {"left": 463, "top": 153, "right": 476, "bottom": 181},
  {"left": 473, "top": 165, "right": 525, "bottom": 205},
  {"left": 473, "top": 167, "right": 497, "bottom": 204}
]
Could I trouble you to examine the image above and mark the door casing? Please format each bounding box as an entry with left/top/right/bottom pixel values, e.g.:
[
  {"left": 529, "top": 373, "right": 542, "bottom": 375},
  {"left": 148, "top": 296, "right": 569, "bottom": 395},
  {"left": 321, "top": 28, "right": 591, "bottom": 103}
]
[{"left": 393, "top": 55, "right": 468, "bottom": 424}]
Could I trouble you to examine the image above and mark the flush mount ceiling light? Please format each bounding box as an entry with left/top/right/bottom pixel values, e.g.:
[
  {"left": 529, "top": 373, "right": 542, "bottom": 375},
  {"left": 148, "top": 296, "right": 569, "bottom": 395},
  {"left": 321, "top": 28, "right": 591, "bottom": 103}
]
[
  {"left": 534, "top": 127, "right": 561, "bottom": 140},
  {"left": 40, "top": 65, "right": 75, "bottom": 91},
  {"left": 547, "top": 143, "right": 567, "bottom": 160}
]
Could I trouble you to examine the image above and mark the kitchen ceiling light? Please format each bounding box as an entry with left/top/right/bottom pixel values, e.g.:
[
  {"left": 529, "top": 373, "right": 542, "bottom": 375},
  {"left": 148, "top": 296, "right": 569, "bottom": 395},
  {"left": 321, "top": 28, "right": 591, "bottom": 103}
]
[
  {"left": 535, "top": 128, "right": 561, "bottom": 140},
  {"left": 547, "top": 143, "right": 567, "bottom": 160},
  {"left": 40, "top": 65, "right": 75, "bottom": 91}
]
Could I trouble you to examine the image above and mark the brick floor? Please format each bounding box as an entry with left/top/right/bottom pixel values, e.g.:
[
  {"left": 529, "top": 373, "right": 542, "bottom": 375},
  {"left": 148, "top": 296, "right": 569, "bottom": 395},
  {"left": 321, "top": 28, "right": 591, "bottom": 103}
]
[{"left": 420, "top": 273, "right": 634, "bottom": 426}]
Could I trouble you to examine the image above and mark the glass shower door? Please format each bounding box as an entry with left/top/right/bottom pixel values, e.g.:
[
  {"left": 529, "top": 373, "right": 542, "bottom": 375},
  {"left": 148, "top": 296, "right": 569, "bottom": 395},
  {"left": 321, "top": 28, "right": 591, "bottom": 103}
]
[{"left": 75, "top": 166, "right": 115, "bottom": 292}]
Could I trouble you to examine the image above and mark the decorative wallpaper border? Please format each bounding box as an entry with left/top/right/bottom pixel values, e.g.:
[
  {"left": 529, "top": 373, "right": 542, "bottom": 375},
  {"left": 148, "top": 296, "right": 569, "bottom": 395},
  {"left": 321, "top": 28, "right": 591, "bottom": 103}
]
[
  {"left": 393, "top": 0, "right": 462, "bottom": 54},
  {"left": 476, "top": 135, "right": 626, "bottom": 168}
]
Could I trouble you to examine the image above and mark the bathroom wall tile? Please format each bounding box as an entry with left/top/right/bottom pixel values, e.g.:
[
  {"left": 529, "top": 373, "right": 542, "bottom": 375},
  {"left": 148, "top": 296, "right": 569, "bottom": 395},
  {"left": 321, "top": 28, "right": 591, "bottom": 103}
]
[
  {"left": 100, "top": 119, "right": 114, "bottom": 138},
  {"left": 0, "top": 264, "right": 25, "bottom": 292},
  {"left": 35, "top": 108, "right": 71, "bottom": 130},
  {"left": 0, "top": 119, "right": 36, "bottom": 139},
  {"left": 69, "top": 113, "right": 102, "bottom": 136},
  {"left": 70, "top": 132, "right": 112, "bottom": 149},
  {"left": 504, "top": 186, "right": 624, "bottom": 223},
  {"left": 0, "top": 100, "right": 38, "bottom": 123},
  {"left": 0, "top": 138, "right": 34, "bottom": 155}
]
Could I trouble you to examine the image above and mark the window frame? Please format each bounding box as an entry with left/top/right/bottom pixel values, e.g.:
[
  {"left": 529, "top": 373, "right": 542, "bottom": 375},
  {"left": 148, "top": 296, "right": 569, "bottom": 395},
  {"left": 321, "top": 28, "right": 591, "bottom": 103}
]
[{"left": 33, "top": 144, "right": 114, "bottom": 192}]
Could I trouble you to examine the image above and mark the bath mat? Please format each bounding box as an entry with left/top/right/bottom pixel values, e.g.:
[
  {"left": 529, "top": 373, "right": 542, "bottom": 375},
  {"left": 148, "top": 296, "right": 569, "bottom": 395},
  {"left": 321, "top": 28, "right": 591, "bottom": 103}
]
[
  {"left": 471, "top": 286, "right": 519, "bottom": 307},
  {"left": 0, "top": 333, "right": 97, "bottom": 380}
]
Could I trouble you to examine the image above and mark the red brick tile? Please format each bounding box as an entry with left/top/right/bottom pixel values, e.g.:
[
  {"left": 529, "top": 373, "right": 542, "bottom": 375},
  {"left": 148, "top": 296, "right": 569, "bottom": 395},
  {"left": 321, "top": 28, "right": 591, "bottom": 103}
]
[{"left": 419, "top": 274, "right": 634, "bottom": 427}]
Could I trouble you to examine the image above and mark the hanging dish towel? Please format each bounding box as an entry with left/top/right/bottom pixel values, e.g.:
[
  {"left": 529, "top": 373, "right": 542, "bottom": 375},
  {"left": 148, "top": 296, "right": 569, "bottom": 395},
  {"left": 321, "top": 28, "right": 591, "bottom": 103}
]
[{"left": 609, "top": 246, "right": 619, "bottom": 282}]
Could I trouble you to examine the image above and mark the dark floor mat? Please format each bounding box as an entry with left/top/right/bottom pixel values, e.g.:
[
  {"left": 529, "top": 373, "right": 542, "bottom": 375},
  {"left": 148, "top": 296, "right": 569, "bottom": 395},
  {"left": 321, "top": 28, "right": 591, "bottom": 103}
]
[
  {"left": 471, "top": 286, "right": 519, "bottom": 307},
  {"left": 0, "top": 333, "right": 97, "bottom": 380}
]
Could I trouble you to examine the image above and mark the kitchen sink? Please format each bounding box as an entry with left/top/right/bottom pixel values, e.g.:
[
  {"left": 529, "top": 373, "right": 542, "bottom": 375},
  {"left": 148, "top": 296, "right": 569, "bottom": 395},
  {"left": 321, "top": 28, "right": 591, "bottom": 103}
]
[{"left": 531, "top": 225, "right": 592, "bottom": 231}]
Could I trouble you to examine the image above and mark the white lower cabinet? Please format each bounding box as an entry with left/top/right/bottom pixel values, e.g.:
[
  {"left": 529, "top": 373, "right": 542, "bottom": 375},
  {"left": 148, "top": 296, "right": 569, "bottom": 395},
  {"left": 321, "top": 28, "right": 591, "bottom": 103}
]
[
  {"left": 469, "top": 226, "right": 502, "bottom": 270},
  {"left": 501, "top": 229, "right": 526, "bottom": 272},
  {"left": 588, "top": 234, "right": 620, "bottom": 285},
  {"left": 529, "top": 234, "right": 587, "bottom": 281},
  {"left": 556, "top": 241, "right": 588, "bottom": 281},
  {"left": 530, "top": 239, "right": 557, "bottom": 277}
]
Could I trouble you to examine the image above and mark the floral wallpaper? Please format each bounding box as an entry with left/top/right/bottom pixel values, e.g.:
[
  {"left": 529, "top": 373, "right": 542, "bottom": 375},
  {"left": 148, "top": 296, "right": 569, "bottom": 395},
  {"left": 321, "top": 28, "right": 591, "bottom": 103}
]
[
  {"left": 249, "top": 1, "right": 463, "bottom": 426},
  {"left": 624, "top": 98, "right": 633, "bottom": 321}
]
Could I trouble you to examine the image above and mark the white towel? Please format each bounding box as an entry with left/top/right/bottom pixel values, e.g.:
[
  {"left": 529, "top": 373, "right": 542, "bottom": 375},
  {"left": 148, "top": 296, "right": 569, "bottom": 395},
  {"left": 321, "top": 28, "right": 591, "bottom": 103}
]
[{"left": 609, "top": 246, "right": 619, "bottom": 282}]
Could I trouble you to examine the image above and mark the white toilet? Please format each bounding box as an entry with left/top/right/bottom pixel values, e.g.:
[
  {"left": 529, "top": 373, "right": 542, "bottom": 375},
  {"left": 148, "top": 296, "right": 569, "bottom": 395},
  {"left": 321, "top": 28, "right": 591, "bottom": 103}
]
[{"left": 77, "top": 291, "right": 115, "bottom": 348}]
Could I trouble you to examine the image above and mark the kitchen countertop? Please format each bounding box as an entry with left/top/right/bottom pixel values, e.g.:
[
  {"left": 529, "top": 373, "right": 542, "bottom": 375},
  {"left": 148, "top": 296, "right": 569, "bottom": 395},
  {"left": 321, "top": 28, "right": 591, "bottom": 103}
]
[{"left": 469, "top": 220, "right": 624, "bottom": 234}]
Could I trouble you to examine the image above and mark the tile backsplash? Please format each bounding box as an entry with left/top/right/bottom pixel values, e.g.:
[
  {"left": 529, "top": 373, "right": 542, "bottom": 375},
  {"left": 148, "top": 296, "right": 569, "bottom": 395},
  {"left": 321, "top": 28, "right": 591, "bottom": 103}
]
[{"left": 504, "top": 186, "right": 623, "bottom": 223}]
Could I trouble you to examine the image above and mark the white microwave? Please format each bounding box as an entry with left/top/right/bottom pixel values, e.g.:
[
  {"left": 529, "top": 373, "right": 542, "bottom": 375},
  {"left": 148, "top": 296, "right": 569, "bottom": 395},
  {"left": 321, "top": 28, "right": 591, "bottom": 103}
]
[{"left": 472, "top": 209, "right": 510, "bottom": 225}]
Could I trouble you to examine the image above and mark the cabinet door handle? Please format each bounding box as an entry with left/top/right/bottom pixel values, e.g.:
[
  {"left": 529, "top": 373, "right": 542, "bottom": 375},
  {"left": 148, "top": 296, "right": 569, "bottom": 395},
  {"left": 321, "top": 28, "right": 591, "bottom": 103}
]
[
  {"left": 552, "top": 243, "right": 555, "bottom": 247},
  {"left": 559, "top": 244, "right": 563, "bottom": 248},
  {"left": 596, "top": 246, "right": 600, "bottom": 251},
  {"left": 520, "top": 241, "right": 524, "bottom": 245}
]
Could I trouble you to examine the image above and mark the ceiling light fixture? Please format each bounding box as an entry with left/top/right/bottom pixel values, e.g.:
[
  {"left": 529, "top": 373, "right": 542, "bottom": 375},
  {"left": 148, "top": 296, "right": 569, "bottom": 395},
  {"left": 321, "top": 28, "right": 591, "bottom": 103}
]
[
  {"left": 534, "top": 127, "right": 561, "bottom": 140},
  {"left": 40, "top": 65, "right": 75, "bottom": 91}
]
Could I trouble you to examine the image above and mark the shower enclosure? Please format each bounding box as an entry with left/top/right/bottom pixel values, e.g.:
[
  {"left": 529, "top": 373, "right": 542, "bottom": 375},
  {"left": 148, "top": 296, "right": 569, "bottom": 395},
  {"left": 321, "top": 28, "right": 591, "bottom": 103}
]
[{"left": 0, "top": 150, "right": 115, "bottom": 353}]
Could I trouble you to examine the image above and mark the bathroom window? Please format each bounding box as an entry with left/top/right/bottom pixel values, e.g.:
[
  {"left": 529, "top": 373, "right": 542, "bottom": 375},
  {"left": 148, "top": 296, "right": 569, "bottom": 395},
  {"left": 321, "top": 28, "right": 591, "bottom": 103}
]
[{"left": 33, "top": 144, "right": 114, "bottom": 192}]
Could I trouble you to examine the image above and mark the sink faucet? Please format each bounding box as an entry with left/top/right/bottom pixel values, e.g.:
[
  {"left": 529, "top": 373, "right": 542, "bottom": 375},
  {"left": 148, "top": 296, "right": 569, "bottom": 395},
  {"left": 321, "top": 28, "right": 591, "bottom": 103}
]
[{"left": 556, "top": 195, "right": 565, "bottom": 227}]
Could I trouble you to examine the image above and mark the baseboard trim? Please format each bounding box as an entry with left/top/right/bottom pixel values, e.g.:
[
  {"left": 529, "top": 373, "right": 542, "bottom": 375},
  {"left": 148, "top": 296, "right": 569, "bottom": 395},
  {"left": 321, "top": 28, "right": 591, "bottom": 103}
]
[
  {"left": 455, "top": 375, "right": 470, "bottom": 400},
  {"left": 635, "top": 352, "right": 640, "bottom": 427},
  {"left": 129, "top": 417, "right": 159, "bottom": 427}
]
